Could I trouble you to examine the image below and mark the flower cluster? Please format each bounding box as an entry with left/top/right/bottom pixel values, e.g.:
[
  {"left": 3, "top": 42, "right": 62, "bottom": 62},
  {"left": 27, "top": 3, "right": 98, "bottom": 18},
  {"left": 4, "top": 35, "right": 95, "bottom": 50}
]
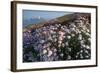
[{"left": 23, "top": 13, "right": 91, "bottom": 62}]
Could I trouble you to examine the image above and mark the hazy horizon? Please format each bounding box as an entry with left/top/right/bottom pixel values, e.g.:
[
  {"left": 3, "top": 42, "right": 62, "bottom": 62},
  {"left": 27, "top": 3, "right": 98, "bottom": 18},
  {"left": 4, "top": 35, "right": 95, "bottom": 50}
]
[{"left": 23, "top": 10, "right": 73, "bottom": 20}]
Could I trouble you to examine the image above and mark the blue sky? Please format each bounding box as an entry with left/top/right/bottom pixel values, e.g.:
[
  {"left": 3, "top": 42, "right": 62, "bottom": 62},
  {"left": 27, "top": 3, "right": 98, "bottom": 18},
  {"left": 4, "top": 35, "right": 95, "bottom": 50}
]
[{"left": 23, "top": 10, "right": 73, "bottom": 20}]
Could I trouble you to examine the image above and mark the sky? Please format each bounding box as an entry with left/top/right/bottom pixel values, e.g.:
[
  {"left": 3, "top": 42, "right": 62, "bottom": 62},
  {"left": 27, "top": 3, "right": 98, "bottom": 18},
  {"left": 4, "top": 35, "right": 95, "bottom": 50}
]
[{"left": 23, "top": 10, "right": 73, "bottom": 20}]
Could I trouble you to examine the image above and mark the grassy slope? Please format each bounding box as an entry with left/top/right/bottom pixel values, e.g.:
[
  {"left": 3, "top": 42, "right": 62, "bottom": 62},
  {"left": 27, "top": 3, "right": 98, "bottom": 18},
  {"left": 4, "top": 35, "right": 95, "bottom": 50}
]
[
  {"left": 23, "top": 13, "right": 90, "bottom": 32},
  {"left": 23, "top": 13, "right": 75, "bottom": 32}
]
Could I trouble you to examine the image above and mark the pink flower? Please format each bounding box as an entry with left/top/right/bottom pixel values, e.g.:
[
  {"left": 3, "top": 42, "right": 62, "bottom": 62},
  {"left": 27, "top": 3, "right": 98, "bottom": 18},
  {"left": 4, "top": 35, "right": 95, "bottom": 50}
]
[
  {"left": 58, "top": 31, "right": 65, "bottom": 36},
  {"left": 58, "top": 31, "right": 65, "bottom": 41},
  {"left": 43, "top": 31, "right": 47, "bottom": 34},
  {"left": 59, "top": 36, "right": 63, "bottom": 41},
  {"left": 47, "top": 50, "right": 53, "bottom": 57}
]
